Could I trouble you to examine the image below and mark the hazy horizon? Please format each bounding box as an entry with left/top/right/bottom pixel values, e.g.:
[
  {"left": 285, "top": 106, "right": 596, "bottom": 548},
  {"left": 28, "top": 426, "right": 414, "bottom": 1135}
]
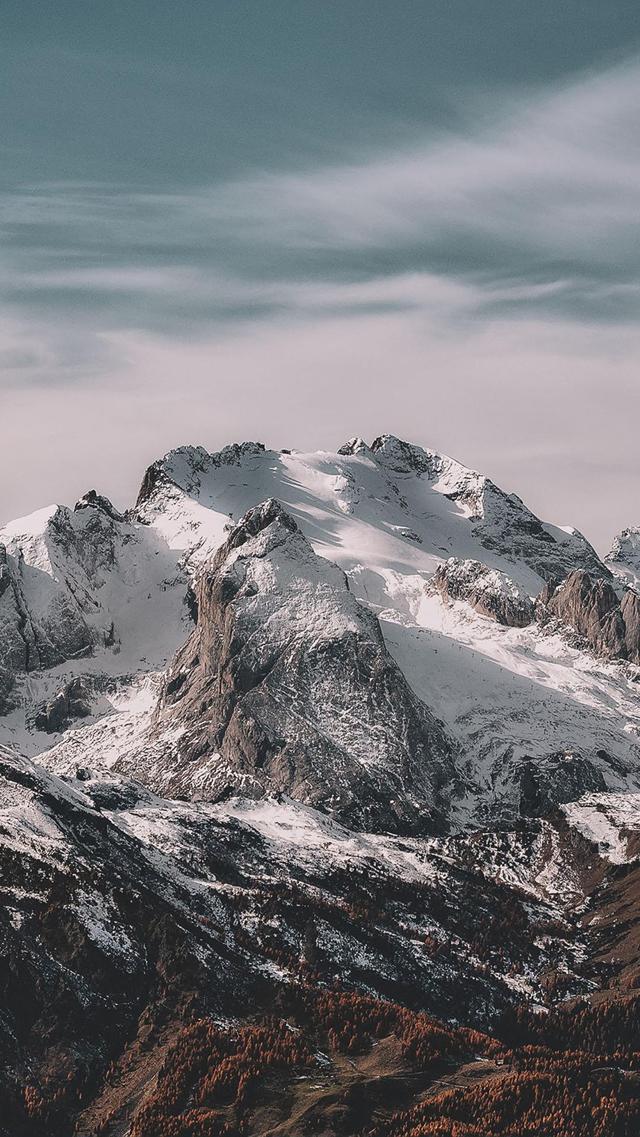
[{"left": 2, "top": 2, "right": 639, "bottom": 553}]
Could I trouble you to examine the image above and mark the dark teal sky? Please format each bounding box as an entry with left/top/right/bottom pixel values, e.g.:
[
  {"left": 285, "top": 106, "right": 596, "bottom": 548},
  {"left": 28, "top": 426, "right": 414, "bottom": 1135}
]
[
  {"left": 3, "top": 2, "right": 636, "bottom": 185},
  {"left": 2, "top": 2, "right": 640, "bottom": 548}
]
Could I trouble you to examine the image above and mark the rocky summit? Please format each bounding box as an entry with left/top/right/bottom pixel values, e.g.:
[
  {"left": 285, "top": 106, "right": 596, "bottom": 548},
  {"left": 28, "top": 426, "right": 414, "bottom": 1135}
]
[
  {"left": 133, "top": 498, "right": 456, "bottom": 834},
  {"left": 1, "top": 435, "right": 640, "bottom": 1136}
]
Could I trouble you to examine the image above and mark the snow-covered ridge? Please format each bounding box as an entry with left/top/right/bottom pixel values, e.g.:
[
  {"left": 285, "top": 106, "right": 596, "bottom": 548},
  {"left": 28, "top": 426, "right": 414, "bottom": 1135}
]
[
  {"left": 541, "top": 569, "right": 640, "bottom": 665},
  {"left": 0, "top": 496, "right": 187, "bottom": 665},
  {"left": 0, "top": 493, "right": 190, "bottom": 738},
  {"left": 137, "top": 433, "right": 607, "bottom": 592},
  {"left": 607, "top": 526, "right": 640, "bottom": 591}
]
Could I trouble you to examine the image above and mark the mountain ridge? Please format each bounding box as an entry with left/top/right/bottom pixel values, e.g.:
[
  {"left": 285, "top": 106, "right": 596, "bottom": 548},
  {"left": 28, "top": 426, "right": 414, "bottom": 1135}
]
[
  {"left": 2, "top": 435, "right": 639, "bottom": 824},
  {"left": 1, "top": 434, "right": 640, "bottom": 1134}
]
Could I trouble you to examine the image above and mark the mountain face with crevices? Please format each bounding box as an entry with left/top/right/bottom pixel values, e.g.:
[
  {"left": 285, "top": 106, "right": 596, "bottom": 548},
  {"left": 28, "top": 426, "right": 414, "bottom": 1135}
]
[
  {"left": 1, "top": 435, "right": 640, "bottom": 1135},
  {"left": 6, "top": 736, "right": 637, "bottom": 1137},
  {"left": 0, "top": 495, "right": 188, "bottom": 716},
  {"left": 124, "top": 498, "right": 457, "bottom": 833},
  {"left": 541, "top": 570, "right": 640, "bottom": 664}
]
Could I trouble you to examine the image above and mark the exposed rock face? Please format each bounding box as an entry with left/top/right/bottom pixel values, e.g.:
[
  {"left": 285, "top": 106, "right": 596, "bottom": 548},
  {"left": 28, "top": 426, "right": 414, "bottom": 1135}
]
[
  {"left": 33, "top": 677, "right": 92, "bottom": 733},
  {"left": 543, "top": 571, "right": 623, "bottom": 654},
  {"left": 135, "top": 456, "right": 168, "bottom": 510},
  {"left": 621, "top": 589, "right": 640, "bottom": 663},
  {"left": 433, "top": 558, "right": 535, "bottom": 628},
  {"left": 607, "top": 526, "right": 640, "bottom": 589},
  {"left": 518, "top": 753, "right": 607, "bottom": 817},
  {"left": 0, "top": 546, "right": 14, "bottom": 712},
  {"left": 542, "top": 571, "right": 640, "bottom": 664},
  {"left": 74, "top": 489, "right": 125, "bottom": 521},
  {"left": 133, "top": 499, "right": 457, "bottom": 834},
  {"left": 370, "top": 435, "right": 607, "bottom": 584},
  {"left": 0, "top": 667, "right": 15, "bottom": 716},
  {"left": 0, "top": 496, "right": 190, "bottom": 689}
]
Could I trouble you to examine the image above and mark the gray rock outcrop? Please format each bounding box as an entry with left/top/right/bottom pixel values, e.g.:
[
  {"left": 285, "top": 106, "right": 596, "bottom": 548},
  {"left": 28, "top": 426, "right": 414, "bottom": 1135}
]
[
  {"left": 433, "top": 558, "right": 535, "bottom": 627},
  {"left": 33, "top": 677, "right": 92, "bottom": 733},
  {"left": 542, "top": 570, "right": 640, "bottom": 664},
  {"left": 131, "top": 499, "right": 458, "bottom": 834},
  {"left": 518, "top": 753, "right": 607, "bottom": 818}
]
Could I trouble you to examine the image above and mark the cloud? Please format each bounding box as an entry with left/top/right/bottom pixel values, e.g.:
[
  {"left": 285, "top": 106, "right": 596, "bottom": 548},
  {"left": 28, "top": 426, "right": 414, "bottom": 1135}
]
[
  {"left": 2, "top": 55, "right": 640, "bottom": 550},
  {"left": 196, "top": 56, "right": 640, "bottom": 268},
  {"left": 3, "top": 55, "right": 640, "bottom": 327}
]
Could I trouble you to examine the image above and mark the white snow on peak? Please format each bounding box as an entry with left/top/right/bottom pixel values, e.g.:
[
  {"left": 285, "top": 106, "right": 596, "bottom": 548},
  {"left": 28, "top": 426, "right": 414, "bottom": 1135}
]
[
  {"left": 380, "top": 589, "right": 640, "bottom": 825},
  {"left": 137, "top": 435, "right": 604, "bottom": 599},
  {"left": 0, "top": 494, "right": 190, "bottom": 754},
  {"left": 1, "top": 504, "right": 63, "bottom": 575},
  {"left": 0, "top": 494, "right": 189, "bottom": 662},
  {"left": 607, "top": 526, "right": 640, "bottom": 591},
  {"left": 220, "top": 501, "right": 379, "bottom": 651}
]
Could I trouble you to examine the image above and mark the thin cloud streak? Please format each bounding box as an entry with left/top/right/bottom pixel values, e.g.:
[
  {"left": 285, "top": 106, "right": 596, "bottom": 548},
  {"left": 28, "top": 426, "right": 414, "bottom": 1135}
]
[
  {"left": 191, "top": 56, "right": 640, "bottom": 261},
  {"left": 5, "top": 55, "right": 640, "bottom": 332}
]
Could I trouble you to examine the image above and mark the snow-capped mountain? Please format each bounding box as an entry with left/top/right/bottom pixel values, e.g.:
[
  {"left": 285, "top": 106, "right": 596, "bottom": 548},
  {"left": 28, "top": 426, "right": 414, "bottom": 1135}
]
[
  {"left": 134, "top": 435, "right": 606, "bottom": 592},
  {"left": 122, "top": 498, "right": 457, "bottom": 833},
  {"left": 1, "top": 434, "right": 640, "bottom": 1134},
  {"left": 3, "top": 435, "right": 639, "bottom": 823}
]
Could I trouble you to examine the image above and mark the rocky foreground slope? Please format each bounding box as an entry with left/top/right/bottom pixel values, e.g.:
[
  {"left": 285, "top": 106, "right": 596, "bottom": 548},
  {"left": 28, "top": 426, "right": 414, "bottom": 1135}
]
[{"left": 1, "top": 435, "right": 640, "bottom": 1135}]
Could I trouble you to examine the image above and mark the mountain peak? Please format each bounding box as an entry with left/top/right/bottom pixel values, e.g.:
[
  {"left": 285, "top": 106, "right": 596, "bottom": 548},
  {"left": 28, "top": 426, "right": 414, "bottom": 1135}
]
[
  {"left": 222, "top": 497, "right": 299, "bottom": 553},
  {"left": 370, "top": 433, "right": 441, "bottom": 474},
  {"left": 1, "top": 433, "right": 631, "bottom": 828},
  {"left": 120, "top": 497, "right": 456, "bottom": 831},
  {"left": 337, "top": 436, "right": 371, "bottom": 456},
  {"left": 74, "top": 489, "right": 124, "bottom": 521},
  {"left": 136, "top": 441, "right": 268, "bottom": 509},
  {"left": 607, "top": 525, "right": 640, "bottom": 590}
]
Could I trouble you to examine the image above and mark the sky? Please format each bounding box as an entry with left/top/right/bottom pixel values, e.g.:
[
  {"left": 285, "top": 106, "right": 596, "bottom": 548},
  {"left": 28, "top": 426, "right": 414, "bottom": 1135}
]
[{"left": 2, "top": 1, "right": 639, "bottom": 552}]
